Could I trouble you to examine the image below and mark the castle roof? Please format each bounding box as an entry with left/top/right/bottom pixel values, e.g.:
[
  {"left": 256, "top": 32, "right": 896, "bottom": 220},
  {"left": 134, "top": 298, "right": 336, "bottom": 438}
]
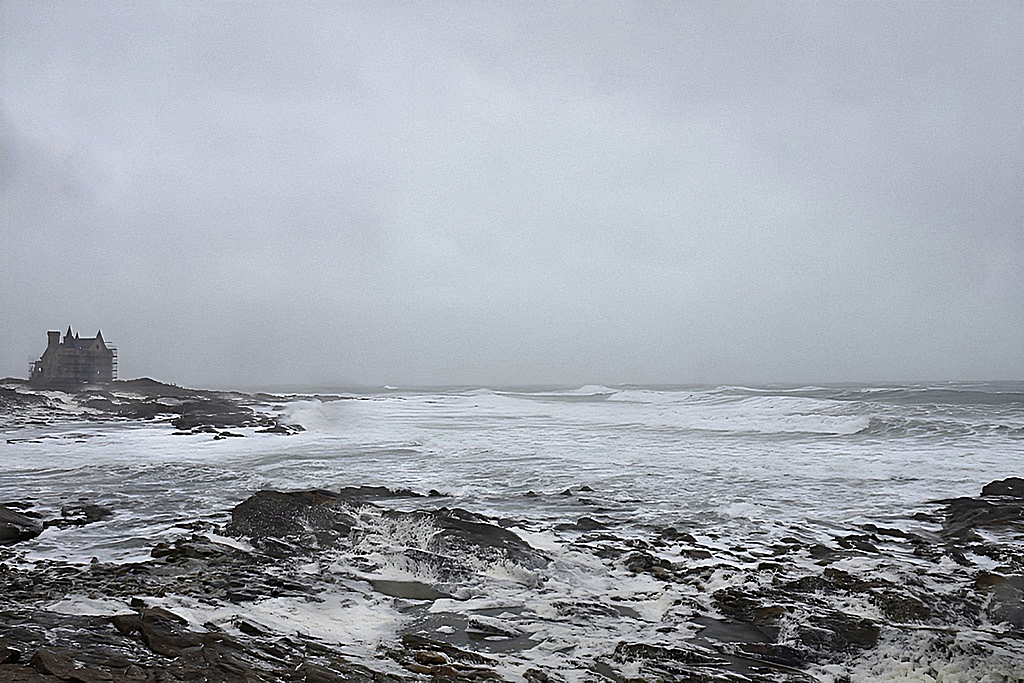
[{"left": 61, "top": 326, "right": 108, "bottom": 350}]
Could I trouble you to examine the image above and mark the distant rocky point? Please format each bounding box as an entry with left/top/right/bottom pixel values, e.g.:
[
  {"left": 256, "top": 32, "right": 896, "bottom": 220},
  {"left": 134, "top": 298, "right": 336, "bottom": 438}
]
[{"left": 0, "top": 377, "right": 304, "bottom": 437}]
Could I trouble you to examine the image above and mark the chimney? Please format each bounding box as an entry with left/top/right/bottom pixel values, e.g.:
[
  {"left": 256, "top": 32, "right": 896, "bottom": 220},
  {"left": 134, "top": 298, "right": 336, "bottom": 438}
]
[{"left": 48, "top": 331, "right": 60, "bottom": 349}]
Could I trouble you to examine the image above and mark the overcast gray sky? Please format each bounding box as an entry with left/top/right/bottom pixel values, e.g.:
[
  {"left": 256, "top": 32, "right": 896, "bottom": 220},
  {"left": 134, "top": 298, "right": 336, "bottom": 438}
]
[{"left": 2, "top": 2, "right": 1022, "bottom": 388}]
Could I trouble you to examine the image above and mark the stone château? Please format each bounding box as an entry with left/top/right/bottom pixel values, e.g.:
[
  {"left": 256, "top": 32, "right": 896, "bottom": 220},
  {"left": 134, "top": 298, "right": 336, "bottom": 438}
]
[{"left": 29, "top": 327, "right": 117, "bottom": 386}]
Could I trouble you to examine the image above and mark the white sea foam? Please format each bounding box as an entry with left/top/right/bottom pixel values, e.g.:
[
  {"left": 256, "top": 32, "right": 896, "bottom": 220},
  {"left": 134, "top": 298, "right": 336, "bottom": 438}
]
[
  {"left": 821, "top": 629, "right": 1024, "bottom": 682},
  {"left": 46, "top": 596, "right": 134, "bottom": 617},
  {"left": 145, "top": 590, "right": 410, "bottom": 673}
]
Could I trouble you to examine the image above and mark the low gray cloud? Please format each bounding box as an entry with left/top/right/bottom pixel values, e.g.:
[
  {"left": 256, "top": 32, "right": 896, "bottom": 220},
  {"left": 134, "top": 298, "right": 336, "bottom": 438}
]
[{"left": 2, "top": 2, "right": 1022, "bottom": 388}]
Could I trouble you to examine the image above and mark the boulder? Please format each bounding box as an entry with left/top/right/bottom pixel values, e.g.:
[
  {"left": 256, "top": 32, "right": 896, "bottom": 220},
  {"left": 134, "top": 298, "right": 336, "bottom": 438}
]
[
  {"left": 426, "top": 507, "right": 548, "bottom": 570},
  {"left": 225, "top": 489, "right": 549, "bottom": 571},
  {"left": 981, "top": 477, "right": 1024, "bottom": 498},
  {"left": 225, "top": 489, "right": 358, "bottom": 555},
  {"left": 0, "top": 505, "right": 43, "bottom": 545}
]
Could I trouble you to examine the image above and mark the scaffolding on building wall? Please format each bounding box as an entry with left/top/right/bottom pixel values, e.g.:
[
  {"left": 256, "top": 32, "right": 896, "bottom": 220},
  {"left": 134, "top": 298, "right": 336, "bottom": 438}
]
[{"left": 27, "top": 331, "right": 117, "bottom": 385}]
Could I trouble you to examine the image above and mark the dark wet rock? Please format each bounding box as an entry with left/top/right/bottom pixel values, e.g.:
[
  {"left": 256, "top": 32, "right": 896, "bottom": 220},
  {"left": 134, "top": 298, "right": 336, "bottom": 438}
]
[
  {"left": 836, "top": 533, "right": 879, "bottom": 553},
  {"left": 938, "top": 482, "right": 1024, "bottom": 561},
  {"left": 681, "top": 547, "right": 714, "bottom": 560},
  {"left": 941, "top": 495, "right": 1024, "bottom": 540},
  {"left": 554, "top": 516, "right": 607, "bottom": 532},
  {"left": 337, "top": 485, "right": 426, "bottom": 502},
  {"left": 0, "top": 539, "right": 402, "bottom": 681},
  {"left": 0, "top": 505, "right": 43, "bottom": 545},
  {"left": 42, "top": 501, "right": 114, "bottom": 530},
  {"left": 807, "top": 542, "right": 838, "bottom": 562},
  {"left": 81, "top": 383, "right": 275, "bottom": 432},
  {"left": 0, "top": 501, "right": 36, "bottom": 512},
  {"left": 795, "top": 611, "right": 879, "bottom": 658},
  {"left": 693, "top": 615, "right": 773, "bottom": 646},
  {"left": 169, "top": 398, "right": 268, "bottom": 431},
  {"left": 255, "top": 423, "right": 304, "bottom": 434},
  {"left": 613, "top": 640, "right": 727, "bottom": 666},
  {"left": 0, "top": 387, "right": 51, "bottom": 409},
  {"left": 83, "top": 395, "right": 170, "bottom": 420},
  {"left": 381, "top": 632, "right": 512, "bottom": 680},
  {"left": 389, "top": 634, "right": 500, "bottom": 679},
  {"left": 783, "top": 567, "right": 883, "bottom": 594},
  {"left": 226, "top": 489, "right": 549, "bottom": 574},
  {"left": 975, "top": 573, "right": 1024, "bottom": 627},
  {"left": 712, "top": 588, "right": 785, "bottom": 631},
  {"left": 621, "top": 550, "right": 677, "bottom": 581},
  {"left": 981, "top": 477, "right": 1024, "bottom": 498},
  {"left": 606, "top": 641, "right": 733, "bottom": 681},
  {"left": 30, "top": 647, "right": 86, "bottom": 680},
  {"left": 671, "top": 481, "right": 1024, "bottom": 670},
  {"left": 370, "top": 579, "right": 453, "bottom": 601},
  {"left": 730, "top": 641, "right": 806, "bottom": 669},
  {"left": 0, "top": 603, "right": 399, "bottom": 682},
  {"left": 226, "top": 489, "right": 359, "bottom": 555},
  {"left": 712, "top": 565, "right": 929, "bottom": 659},
  {"left": 428, "top": 507, "right": 548, "bottom": 570},
  {"left": 860, "top": 522, "right": 916, "bottom": 539},
  {"left": 871, "top": 590, "right": 933, "bottom": 623},
  {"left": 659, "top": 527, "right": 699, "bottom": 544},
  {"left": 548, "top": 599, "right": 634, "bottom": 623},
  {"left": 150, "top": 535, "right": 243, "bottom": 564},
  {"left": 112, "top": 606, "right": 198, "bottom": 656},
  {"left": 67, "top": 502, "right": 113, "bottom": 523}
]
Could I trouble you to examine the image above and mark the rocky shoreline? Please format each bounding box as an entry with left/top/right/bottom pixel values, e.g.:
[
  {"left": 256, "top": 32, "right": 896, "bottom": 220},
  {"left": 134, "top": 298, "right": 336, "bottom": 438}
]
[
  {"left": 2, "top": 476, "right": 1023, "bottom": 681},
  {"left": 1, "top": 378, "right": 304, "bottom": 437}
]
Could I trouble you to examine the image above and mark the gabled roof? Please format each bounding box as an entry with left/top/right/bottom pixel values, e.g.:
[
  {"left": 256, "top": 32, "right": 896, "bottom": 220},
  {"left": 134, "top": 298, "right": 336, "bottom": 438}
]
[{"left": 60, "top": 326, "right": 109, "bottom": 350}]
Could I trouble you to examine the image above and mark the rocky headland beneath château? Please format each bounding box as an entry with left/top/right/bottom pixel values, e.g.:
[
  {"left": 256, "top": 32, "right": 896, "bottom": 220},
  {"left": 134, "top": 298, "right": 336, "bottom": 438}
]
[{"left": 1, "top": 378, "right": 304, "bottom": 438}]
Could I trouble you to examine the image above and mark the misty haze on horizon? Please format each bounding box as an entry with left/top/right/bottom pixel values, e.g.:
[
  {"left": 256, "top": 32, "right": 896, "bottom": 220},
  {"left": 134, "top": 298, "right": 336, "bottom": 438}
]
[{"left": 2, "top": 3, "right": 1022, "bottom": 389}]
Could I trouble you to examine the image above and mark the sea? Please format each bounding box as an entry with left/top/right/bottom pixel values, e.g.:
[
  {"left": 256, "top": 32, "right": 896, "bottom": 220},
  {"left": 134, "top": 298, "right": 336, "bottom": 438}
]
[{"left": 3, "top": 382, "right": 1024, "bottom": 681}]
